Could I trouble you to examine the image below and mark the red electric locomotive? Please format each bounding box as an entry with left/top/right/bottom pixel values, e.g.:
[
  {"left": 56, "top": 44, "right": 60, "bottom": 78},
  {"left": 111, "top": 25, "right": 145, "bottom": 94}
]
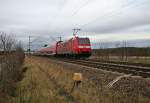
[
  {"left": 56, "top": 36, "right": 91, "bottom": 57},
  {"left": 38, "top": 35, "right": 92, "bottom": 58}
]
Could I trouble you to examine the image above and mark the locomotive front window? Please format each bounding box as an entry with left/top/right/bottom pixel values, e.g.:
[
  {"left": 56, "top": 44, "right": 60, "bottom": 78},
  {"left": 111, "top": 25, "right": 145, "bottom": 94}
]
[{"left": 78, "top": 38, "right": 90, "bottom": 44}]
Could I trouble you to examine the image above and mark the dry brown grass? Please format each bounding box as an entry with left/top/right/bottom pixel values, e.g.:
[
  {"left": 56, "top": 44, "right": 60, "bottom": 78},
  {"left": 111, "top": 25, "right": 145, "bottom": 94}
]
[
  {"left": 14, "top": 56, "right": 76, "bottom": 103},
  {"left": 0, "top": 51, "right": 25, "bottom": 103},
  {"left": 15, "top": 56, "right": 150, "bottom": 103},
  {"left": 91, "top": 56, "right": 150, "bottom": 64}
]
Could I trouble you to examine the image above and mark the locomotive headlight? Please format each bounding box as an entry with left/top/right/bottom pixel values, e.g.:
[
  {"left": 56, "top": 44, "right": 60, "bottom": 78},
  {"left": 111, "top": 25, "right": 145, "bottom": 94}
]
[
  {"left": 78, "top": 46, "right": 84, "bottom": 48},
  {"left": 78, "top": 46, "right": 91, "bottom": 48},
  {"left": 85, "top": 46, "right": 91, "bottom": 48}
]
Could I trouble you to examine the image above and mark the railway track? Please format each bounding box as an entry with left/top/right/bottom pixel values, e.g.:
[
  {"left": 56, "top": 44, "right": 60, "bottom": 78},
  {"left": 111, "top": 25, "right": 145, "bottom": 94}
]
[
  {"left": 88, "top": 59, "right": 150, "bottom": 67},
  {"left": 57, "top": 58, "right": 150, "bottom": 78}
]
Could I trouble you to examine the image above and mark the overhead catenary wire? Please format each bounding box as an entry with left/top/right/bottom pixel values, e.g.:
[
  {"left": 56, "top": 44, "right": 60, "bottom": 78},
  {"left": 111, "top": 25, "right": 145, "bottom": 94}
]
[
  {"left": 71, "top": 0, "right": 92, "bottom": 16},
  {"left": 48, "top": 0, "right": 69, "bottom": 32},
  {"left": 59, "top": 0, "right": 149, "bottom": 34},
  {"left": 43, "top": 0, "right": 149, "bottom": 36},
  {"left": 80, "top": 0, "right": 149, "bottom": 28},
  {"left": 72, "top": 0, "right": 135, "bottom": 17},
  {"left": 50, "top": 0, "right": 95, "bottom": 33}
]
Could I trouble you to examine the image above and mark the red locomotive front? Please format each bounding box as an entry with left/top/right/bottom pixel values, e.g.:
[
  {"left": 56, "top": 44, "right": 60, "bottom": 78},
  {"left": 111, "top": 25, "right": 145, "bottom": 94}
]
[
  {"left": 72, "top": 36, "right": 91, "bottom": 57},
  {"left": 56, "top": 36, "right": 91, "bottom": 57}
]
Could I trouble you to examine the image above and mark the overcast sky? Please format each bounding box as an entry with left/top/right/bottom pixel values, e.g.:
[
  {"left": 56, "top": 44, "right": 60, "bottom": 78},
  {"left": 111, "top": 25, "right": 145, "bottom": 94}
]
[{"left": 0, "top": 0, "right": 150, "bottom": 49}]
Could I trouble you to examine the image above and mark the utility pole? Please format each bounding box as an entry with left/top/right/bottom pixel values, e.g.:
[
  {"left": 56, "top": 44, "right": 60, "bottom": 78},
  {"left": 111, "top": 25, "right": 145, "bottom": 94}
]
[
  {"left": 28, "top": 36, "right": 42, "bottom": 54},
  {"left": 28, "top": 36, "right": 31, "bottom": 56},
  {"left": 58, "top": 36, "right": 62, "bottom": 42},
  {"left": 73, "top": 28, "right": 81, "bottom": 36}
]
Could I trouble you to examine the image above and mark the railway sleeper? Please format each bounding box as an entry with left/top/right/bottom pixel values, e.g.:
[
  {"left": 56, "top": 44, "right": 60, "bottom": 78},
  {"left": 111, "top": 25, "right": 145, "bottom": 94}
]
[
  {"left": 60, "top": 59, "right": 150, "bottom": 78},
  {"left": 82, "top": 61, "right": 150, "bottom": 72}
]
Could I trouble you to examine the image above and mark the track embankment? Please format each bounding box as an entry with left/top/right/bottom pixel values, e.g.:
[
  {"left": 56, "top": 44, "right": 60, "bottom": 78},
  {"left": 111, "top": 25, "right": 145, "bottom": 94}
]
[
  {"left": 15, "top": 56, "right": 150, "bottom": 103},
  {"left": 14, "top": 56, "right": 79, "bottom": 103}
]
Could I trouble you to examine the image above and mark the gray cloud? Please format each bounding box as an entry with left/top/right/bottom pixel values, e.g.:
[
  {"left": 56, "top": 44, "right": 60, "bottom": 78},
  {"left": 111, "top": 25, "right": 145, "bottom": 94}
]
[{"left": 0, "top": 0, "right": 150, "bottom": 48}]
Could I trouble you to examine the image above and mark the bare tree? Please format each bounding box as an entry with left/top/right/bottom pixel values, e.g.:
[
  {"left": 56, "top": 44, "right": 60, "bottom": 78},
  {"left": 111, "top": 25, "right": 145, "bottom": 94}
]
[
  {"left": 0, "top": 32, "right": 7, "bottom": 51},
  {"left": 0, "top": 32, "right": 25, "bottom": 102},
  {"left": 0, "top": 32, "right": 16, "bottom": 53}
]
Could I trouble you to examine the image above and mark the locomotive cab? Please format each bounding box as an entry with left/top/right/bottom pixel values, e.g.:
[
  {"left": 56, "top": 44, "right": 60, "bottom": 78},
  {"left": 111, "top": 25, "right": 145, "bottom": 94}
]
[{"left": 75, "top": 37, "right": 92, "bottom": 57}]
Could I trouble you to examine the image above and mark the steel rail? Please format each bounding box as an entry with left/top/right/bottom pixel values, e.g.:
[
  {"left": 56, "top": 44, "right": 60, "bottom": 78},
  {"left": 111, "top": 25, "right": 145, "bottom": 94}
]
[{"left": 58, "top": 58, "right": 150, "bottom": 78}]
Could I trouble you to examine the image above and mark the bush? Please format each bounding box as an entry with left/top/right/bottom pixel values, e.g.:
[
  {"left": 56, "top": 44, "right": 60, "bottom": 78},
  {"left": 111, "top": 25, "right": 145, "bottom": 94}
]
[{"left": 0, "top": 32, "right": 25, "bottom": 103}]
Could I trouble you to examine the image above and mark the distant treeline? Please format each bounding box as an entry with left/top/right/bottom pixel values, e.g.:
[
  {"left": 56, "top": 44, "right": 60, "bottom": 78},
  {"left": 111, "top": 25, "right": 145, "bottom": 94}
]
[{"left": 92, "top": 47, "right": 150, "bottom": 56}]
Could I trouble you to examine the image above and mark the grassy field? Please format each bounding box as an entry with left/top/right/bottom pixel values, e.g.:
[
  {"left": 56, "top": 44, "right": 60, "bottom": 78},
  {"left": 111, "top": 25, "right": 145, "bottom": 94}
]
[
  {"left": 91, "top": 56, "right": 150, "bottom": 64},
  {"left": 14, "top": 56, "right": 150, "bottom": 103}
]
